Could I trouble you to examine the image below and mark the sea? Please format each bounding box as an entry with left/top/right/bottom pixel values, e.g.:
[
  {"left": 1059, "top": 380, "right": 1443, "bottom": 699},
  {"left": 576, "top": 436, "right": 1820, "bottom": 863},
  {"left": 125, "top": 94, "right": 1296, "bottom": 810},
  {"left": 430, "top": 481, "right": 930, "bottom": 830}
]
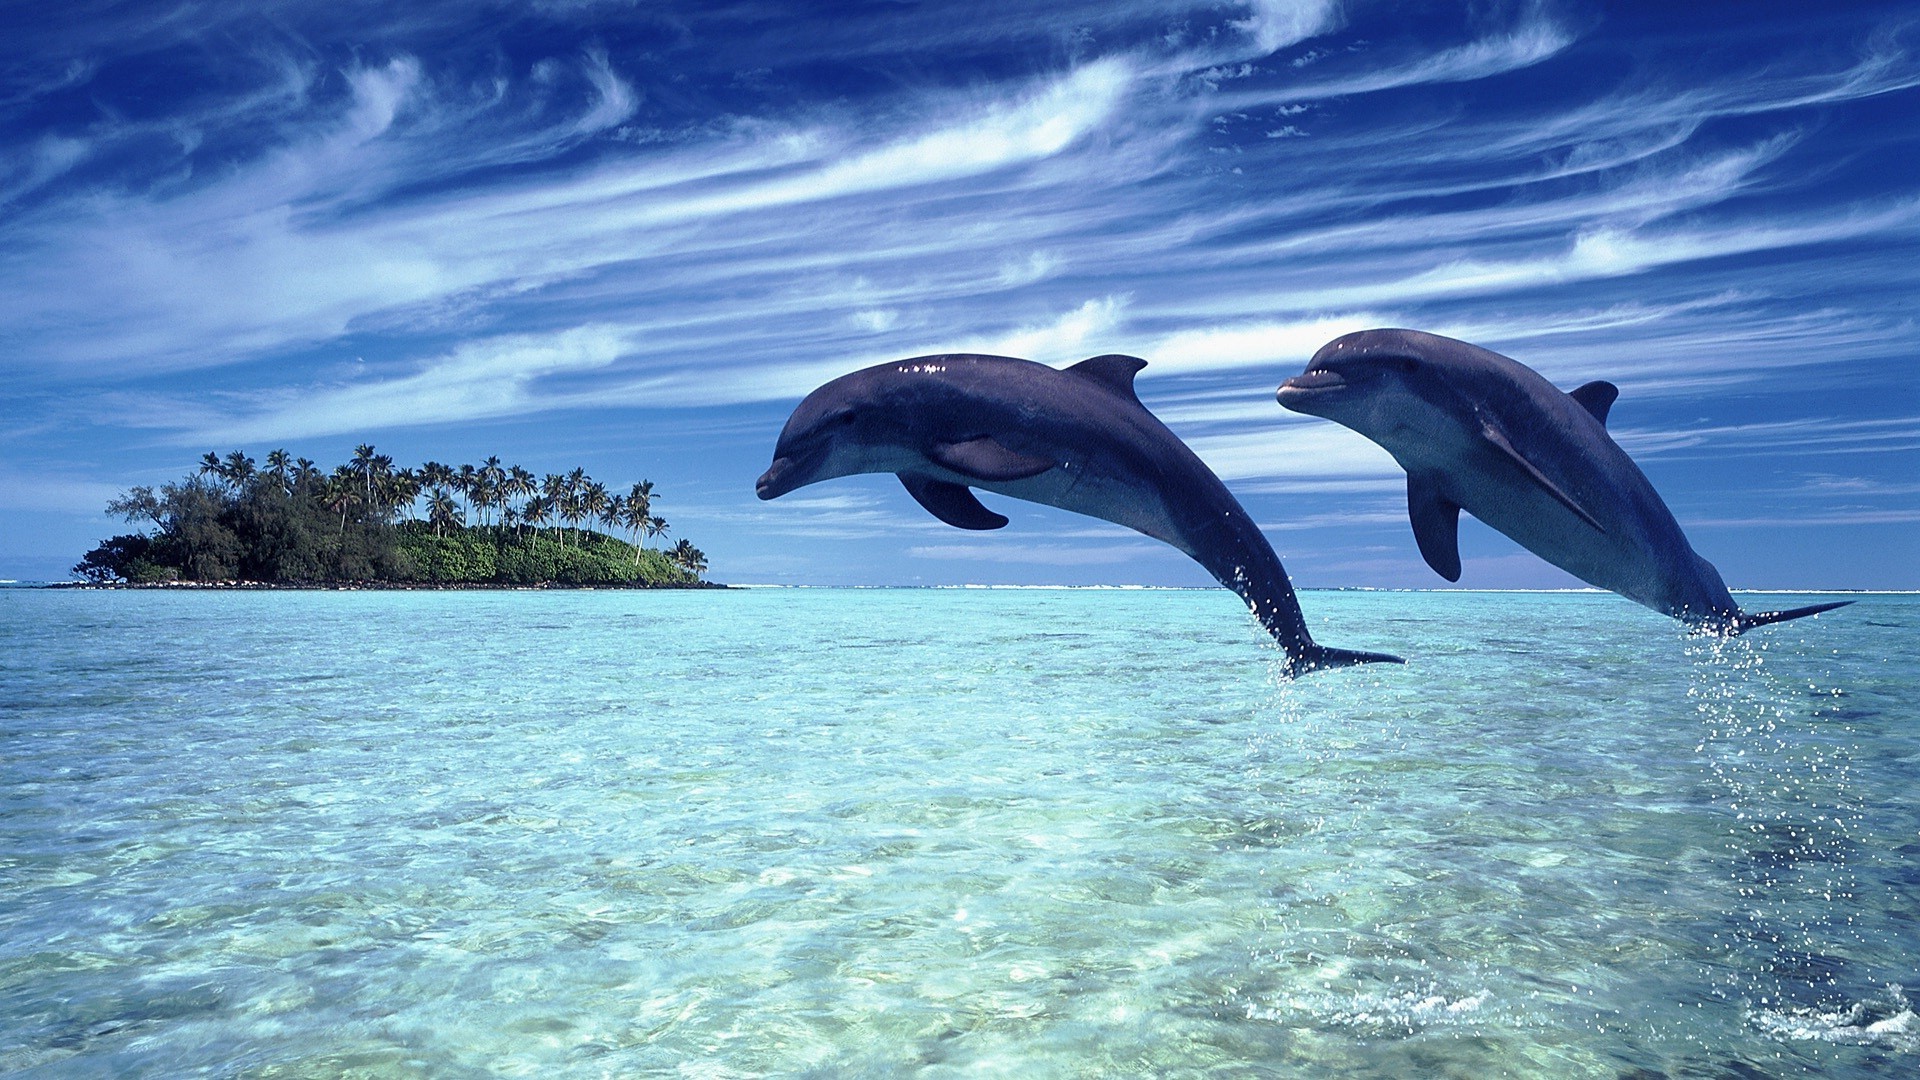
[{"left": 1, "top": 586, "right": 1914, "bottom": 1078}]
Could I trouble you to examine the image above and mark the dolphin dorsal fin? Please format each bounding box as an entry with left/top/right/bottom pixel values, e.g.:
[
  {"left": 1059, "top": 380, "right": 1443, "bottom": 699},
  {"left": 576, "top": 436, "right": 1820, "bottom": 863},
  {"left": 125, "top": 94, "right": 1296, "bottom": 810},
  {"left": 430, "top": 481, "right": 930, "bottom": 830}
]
[
  {"left": 1568, "top": 381, "right": 1619, "bottom": 426},
  {"left": 1066, "top": 354, "right": 1147, "bottom": 400},
  {"left": 1480, "top": 420, "right": 1607, "bottom": 534},
  {"left": 1407, "top": 474, "right": 1462, "bottom": 582},
  {"left": 899, "top": 474, "right": 1008, "bottom": 530}
]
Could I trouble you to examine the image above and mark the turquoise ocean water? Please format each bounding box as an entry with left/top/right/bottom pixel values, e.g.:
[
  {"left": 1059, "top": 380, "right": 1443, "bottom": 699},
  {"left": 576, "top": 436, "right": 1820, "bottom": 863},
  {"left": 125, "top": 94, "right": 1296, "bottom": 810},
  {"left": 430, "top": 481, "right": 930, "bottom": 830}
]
[{"left": 2, "top": 586, "right": 1915, "bottom": 1077}]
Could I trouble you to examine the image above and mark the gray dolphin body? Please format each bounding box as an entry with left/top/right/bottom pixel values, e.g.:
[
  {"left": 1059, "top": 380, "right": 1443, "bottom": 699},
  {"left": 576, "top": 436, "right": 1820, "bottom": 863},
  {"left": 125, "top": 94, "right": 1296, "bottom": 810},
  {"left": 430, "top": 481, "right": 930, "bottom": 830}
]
[
  {"left": 758, "top": 353, "right": 1401, "bottom": 675},
  {"left": 1277, "top": 328, "right": 1849, "bottom": 633}
]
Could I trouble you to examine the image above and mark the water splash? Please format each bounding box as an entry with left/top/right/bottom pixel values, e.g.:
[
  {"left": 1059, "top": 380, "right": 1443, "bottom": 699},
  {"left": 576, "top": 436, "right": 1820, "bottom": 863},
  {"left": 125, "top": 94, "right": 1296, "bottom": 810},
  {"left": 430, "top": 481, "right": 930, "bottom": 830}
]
[
  {"left": 1686, "top": 631, "right": 1871, "bottom": 1019},
  {"left": 1751, "top": 984, "right": 1919, "bottom": 1053},
  {"left": 1247, "top": 984, "right": 1494, "bottom": 1035}
]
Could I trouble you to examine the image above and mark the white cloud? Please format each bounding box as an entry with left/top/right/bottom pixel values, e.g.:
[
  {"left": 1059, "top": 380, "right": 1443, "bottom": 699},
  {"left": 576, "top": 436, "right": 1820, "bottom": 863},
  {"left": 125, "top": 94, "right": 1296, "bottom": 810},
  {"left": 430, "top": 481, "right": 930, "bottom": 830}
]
[
  {"left": 0, "top": 469, "right": 126, "bottom": 515},
  {"left": 574, "top": 48, "right": 639, "bottom": 135},
  {"left": 1231, "top": 0, "right": 1344, "bottom": 56},
  {"left": 1686, "top": 509, "right": 1920, "bottom": 528},
  {"left": 199, "top": 324, "right": 636, "bottom": 442},
  {"left": 610, "top": 57, "right": 1134, "bottom": 228},
  {"left": 907, "top": 541, "right": 1162, "bottom": 564},
  {"left": 1222, "top": 9, "right": 1573, "bottom": 107},
  {"left": 849, "top": 309, "right": 900, "bottom": 333},
  {"left": 1257, "top": 507, "right": 1408, "bottom": 531},
  {"left": 1204, "top": 197, "right": 1920, "bottom": 315},
  {"left": 341, "top": 57, "right": 419, "bottom": 143},
  {"left": 1616, "top": 416, "right": 1920, "bottom": 459},
  {"left": 1139, "top": 313, "right": 1382, "bottom": 377},
  {"left": 998, "top": 250, "right": 1061, "bottom": 287},
  {"left": 5, "top": 1, "right": 1915, "bottom": 574},
  {"left": 1186, "top": 425, "right": 1401, "bottom": 482},
  {"left": 0, "top": 135, "right": 88, "bottom": 206},
  {"left": 3, "top": 56, "right": 1138, "bottom": 374},
  {"left": 977, "top": 295, "right": 1129, "bottom": 361}
]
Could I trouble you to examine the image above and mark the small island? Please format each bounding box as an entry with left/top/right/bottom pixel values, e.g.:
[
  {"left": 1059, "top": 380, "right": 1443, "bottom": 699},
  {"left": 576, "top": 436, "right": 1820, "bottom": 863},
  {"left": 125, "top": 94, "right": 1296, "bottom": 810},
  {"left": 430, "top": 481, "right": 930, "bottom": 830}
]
[{"left": 73, "top": 446, "right": 714, "bottom": 588}]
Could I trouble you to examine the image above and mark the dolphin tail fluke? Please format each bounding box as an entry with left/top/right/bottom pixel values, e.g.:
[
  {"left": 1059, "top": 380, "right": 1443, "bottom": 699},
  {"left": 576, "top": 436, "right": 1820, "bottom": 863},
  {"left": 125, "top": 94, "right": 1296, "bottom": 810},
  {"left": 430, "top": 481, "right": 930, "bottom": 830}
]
[
  {"left": 1286, "top": 644, "right": 1405, "bottom": 678},
  {"left": 1731, "top": 600, "right": 1853, "bottom": 635}
]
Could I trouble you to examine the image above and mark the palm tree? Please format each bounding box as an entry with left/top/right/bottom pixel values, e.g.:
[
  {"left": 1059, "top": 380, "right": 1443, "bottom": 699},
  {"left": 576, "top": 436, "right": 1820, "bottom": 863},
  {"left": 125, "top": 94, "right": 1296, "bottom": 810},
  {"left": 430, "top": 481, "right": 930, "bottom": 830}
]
[
  {"left": 625, "top": 480, "right": 654, "bottom": 545},
  {"left": 264, "top": 449, "right": 292, "bottom": 494},
  {"left": 645, "top": 514, "right": 668, "bottom": 549},
  {"left": 580, "top": 482, "right": 611, "bottom": 543},
  {"left": 620, "top": 490, "right": 652, "bottom": 562},
  {"left": 478, "top": 456, "right": 506, "bottom": 528},
  {"left": 506, "top": 466, "right": 537, "bottom": 534},
  {"left": 522, "top": 494, "right": 552, "bottom": 538},
  {"left": 559, "top": 488, "right": 586, "bottom": 546},
  {"left": 599, "top": 492, "right": 625, "bottom": 545},
  {"left": 426, "top": 487, "right": 462, "bottom": 537},
  {"left": 669, "top": 538, "right": 707, "bottom": 578},
  {"left": 368, "top": 454, "right": 396, "bottom": 520},
  {"left": 322, "top": 471, "right": 359, "bottom": 533},
  {"left": 351, "top": 444, "right": 379, "bottom": 498},
  {"left": 419, "top": 461, "right": 455, "bottom": 492},
  {"left": 457, "top": 464, "right": 478, "bottom": 522},
  {"left": 223, "top": 451, "right": 257, "bottom": 491},
  {"left": 472, "top": 474, "right": 497, "bottom": 529},
  {"left": 541, "top": 473, "right": 570, "bottom": 545},
  {"left": 387, "top": 468, "right": 422, "bottom": 522}
]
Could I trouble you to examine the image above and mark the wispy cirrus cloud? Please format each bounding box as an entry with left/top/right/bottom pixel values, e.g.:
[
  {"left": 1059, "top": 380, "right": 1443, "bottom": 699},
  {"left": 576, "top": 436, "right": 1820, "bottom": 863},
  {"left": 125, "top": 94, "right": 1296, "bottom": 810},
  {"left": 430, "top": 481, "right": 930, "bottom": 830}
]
[
  {"left": 1617, "top": 416, "right": 1920, "bottom": 459},
  {"left": 3, "top": 1, "right": 1915, "bottom": 586},
  {"left": 1214, "top": 7, "right": 1574, "bottom": 108},
  {"left": 198, "top": 324, "right": 637, "bottom": 443},
  {"left": 5, "top": 54, "right": 1139, "bottom": 376},
  {"left": 907, "top": 541, "right": 1164, "bottom": 565}
]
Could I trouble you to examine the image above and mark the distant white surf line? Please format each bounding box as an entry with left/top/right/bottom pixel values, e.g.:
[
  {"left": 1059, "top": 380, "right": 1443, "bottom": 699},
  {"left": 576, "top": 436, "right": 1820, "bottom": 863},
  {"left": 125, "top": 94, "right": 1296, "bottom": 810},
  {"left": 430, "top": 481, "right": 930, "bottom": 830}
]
[{"left": 724, "top": 583, "right": 1911, "bottom": 592}]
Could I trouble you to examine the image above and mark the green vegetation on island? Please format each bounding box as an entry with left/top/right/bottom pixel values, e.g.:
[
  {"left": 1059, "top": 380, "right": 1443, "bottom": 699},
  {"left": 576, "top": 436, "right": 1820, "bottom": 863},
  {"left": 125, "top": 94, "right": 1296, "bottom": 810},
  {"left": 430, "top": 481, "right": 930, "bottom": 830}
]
[{"left": 74, "top": 446, "right": 712, "bottom": 587}]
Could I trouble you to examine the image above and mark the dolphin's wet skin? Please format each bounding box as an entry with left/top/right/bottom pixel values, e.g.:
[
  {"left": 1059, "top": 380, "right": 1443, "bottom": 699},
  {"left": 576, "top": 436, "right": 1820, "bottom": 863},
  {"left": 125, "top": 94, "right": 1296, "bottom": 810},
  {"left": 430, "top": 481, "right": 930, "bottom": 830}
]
[
  {"left": 758, "top": 352, "right": 1402, "bottom": 677},
  {"left": 1279, "top": 328, "right": 1850, "bottom": 635}
]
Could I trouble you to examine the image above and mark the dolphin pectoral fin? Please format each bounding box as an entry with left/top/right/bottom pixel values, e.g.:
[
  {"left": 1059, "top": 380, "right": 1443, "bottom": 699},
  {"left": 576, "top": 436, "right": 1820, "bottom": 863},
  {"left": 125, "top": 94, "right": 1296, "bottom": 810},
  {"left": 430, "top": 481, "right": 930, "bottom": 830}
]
[
  {"left": 899, "top": 474, "right": 1008, "bottom": 530},
  {"left": 1568, "top": 381, "right": 1619, "bottom": 426},
  {"left": 930, "top": 437, "right": 1055, "bottom": 482},
  {"left": 1479, "top": 421, "right": 1606, "bottom": 533},
  {"left": 1065, "top": 355, "right": 1147, "bottom": 402},
  {"left": 1407, "top": 475, "right": 1462, "bottom": 582}
]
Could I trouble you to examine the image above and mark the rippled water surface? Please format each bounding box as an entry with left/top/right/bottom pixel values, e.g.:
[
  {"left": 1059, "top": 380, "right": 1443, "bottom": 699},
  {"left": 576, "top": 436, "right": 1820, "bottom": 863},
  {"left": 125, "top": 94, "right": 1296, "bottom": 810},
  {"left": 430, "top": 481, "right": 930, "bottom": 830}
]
[{"left": 2, "top": 587, "right": 1915, "bottom": 1077}]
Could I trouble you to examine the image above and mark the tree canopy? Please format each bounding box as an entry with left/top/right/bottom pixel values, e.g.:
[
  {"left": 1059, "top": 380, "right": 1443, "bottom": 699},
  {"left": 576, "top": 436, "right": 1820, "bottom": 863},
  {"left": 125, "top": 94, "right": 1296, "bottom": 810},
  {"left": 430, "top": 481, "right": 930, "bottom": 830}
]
[{"left": 74, "top": 447, "right": 713, "bottom": 587}]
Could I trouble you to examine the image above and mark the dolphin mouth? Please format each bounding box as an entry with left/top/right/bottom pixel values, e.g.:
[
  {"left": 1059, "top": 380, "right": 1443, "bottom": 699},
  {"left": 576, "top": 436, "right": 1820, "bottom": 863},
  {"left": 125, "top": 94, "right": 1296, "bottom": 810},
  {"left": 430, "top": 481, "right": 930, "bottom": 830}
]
[
  {"left": 756, "top": 445, "right": 826, "bottom": 500},
  {"left": 756, "top": 457, "right": 798, "bottom": 500},
  {"left": 1276, "top": 367, "right": 1355, "bottom": 406}
]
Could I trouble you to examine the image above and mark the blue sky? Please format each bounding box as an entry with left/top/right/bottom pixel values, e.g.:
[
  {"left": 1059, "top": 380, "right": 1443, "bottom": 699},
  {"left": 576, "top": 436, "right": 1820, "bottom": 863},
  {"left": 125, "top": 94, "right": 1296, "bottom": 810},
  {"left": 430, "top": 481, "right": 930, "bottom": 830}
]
[{"left": 2, "top": 0, "right": 1916, "bottom": 587}]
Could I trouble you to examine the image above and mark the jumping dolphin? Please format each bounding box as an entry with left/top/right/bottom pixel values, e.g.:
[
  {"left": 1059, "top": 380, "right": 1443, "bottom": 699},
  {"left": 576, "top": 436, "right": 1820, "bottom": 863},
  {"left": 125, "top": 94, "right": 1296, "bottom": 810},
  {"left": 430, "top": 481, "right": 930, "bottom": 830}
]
[
  {"left": 757, "top": 353, "right": 1402, "bottom": 676},
  {"left": 1276, "top": 328, "right": 1850, "bottom": 634}
]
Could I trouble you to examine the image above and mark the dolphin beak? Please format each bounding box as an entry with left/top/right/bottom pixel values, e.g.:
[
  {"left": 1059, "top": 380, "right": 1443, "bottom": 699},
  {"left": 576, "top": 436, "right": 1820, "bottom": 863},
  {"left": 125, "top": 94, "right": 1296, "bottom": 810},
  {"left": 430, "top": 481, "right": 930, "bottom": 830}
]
[
  {"left": 756, "top": 445, "right": 825, "bottom": 500},
  {"left": 756, "top": 457, "right": 797, "bottom": 500},
  {"left": 1276, "top": 368, "right": 1349, "bottom": 410}
]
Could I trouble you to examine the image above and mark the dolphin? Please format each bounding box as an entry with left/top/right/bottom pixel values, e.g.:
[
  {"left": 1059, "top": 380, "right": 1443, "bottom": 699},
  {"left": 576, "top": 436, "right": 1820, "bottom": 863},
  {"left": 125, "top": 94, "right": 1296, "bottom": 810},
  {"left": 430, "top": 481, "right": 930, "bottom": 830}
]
[
  {"left": 1276, "top": 328, "right": 1850, "bottom": 634},
  {"left": 757, "top": 353, "right": 1402, "bottom": 676}
]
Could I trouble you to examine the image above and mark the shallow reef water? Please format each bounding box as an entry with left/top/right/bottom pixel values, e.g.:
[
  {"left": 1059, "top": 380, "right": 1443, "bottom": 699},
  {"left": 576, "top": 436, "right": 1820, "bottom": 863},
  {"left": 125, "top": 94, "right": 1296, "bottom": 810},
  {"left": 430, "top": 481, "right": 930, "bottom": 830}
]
[{"left": 1, "top": 587, "right": 1913, "bottom": 1076}]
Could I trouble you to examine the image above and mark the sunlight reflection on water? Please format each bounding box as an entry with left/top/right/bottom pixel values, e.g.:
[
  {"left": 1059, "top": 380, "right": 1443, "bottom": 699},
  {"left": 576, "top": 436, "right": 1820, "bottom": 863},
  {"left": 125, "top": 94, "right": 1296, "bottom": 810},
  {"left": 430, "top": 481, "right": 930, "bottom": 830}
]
[{"left": 0, "top": 588, "right": 1912, "bottom": 1076}]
